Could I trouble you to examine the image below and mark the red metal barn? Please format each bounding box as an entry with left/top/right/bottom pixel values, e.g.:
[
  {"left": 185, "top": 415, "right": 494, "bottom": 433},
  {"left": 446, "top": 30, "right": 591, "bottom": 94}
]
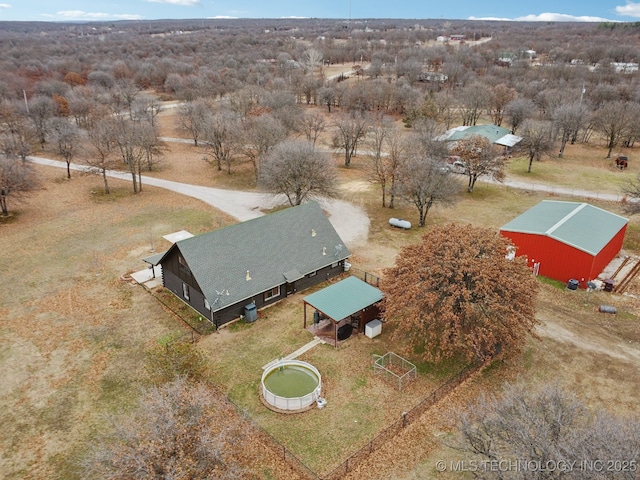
[{"left": 500, "top": 201, "right": 628, "bottom": 286}]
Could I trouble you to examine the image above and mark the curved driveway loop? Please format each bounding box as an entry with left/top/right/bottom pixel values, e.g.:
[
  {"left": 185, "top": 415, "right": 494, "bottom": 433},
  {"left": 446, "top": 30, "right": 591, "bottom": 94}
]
[{"left": 28, "top": 156, "right": 371, "bottom": 247}]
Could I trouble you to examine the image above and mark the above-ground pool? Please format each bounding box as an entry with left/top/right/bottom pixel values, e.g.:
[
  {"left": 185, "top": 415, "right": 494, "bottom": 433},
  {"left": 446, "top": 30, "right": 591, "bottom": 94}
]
[{"left": 261, "top": 360, "right": 322, "bottom": 412}]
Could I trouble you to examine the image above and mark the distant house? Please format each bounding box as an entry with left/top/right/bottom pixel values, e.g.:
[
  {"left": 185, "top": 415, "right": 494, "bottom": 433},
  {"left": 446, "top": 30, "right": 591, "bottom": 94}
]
[
  {"left": 147, "top": 202, "right": 351, "bottom": 327},
  {"left": 439, "top": 125, "right": 522, "bottom": 150},
  {"left": 418, "top": 72, "right": 448, "bottom": 83},
  {"left": 500, "top": 201, "right": 628, "bottom": 285}
]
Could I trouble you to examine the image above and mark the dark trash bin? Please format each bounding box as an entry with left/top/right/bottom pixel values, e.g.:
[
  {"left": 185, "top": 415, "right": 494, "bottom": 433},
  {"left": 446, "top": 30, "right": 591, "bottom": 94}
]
[
  {"left": 603, "top": 279, "right": 615, "bottom": 292},
  {"left": 244, "top": 303, "right": 257, "bottom": 323},
  {"left": 337, "top": 323, "right": 353, "bottom": 340},
  {"left": 567, "top": 279, "right": 579, "bottom": 290}
]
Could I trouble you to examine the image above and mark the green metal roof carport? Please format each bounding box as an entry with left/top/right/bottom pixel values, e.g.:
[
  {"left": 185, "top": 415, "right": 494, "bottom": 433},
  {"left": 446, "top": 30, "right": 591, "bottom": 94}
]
[{"left": 303, "top": 276, "right": 383, "bottom": 347}]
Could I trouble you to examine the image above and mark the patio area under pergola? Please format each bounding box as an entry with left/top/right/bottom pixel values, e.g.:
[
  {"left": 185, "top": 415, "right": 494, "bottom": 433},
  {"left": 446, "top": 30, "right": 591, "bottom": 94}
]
[{"left": 303, "top": 276, "right": 384, "bottom": 348}]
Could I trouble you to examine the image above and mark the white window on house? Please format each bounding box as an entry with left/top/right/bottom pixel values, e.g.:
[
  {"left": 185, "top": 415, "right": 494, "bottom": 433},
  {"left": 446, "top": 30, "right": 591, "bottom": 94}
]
[
  {"left": 331, "top": 261, "right": 339, "bottom": 268},
  {"left": 308, "top": 270, "right": 317, "bottom": 277},
  {"left": 182, "top": 283, "right": 190, "bottom": 301},
  {"left": 204, "top": 298, "right": 210, "bottom": 310},
  {"left": 263, "top": 286, "right": 280, "bottom": 301}
]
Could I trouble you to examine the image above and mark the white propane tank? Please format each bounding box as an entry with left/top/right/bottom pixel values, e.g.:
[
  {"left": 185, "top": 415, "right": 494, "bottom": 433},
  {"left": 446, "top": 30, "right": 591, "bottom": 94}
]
[{"left": 389, "top": 218, "right": 411, "bottom": 229}]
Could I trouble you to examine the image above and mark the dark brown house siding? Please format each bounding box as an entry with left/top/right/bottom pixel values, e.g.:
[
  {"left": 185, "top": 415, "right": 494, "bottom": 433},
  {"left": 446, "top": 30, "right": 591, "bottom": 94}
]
[
  {"left": 162, "top": 247, "right": 210, "bottom": 320},
  {"left": 162, "top": 252, "right": 347, "bottom": 328}
]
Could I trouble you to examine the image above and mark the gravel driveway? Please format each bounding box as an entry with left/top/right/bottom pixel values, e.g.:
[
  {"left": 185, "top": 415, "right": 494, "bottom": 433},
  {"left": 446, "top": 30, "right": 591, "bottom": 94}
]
[{"left": 28, "top": 156, "right": 370, "bottom": 247}]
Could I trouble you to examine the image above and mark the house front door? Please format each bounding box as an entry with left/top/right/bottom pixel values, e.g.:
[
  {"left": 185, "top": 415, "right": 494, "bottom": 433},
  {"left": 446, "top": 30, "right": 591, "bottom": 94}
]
[{"left": 286, "top": 282, "right": 295, "bottom": 295}]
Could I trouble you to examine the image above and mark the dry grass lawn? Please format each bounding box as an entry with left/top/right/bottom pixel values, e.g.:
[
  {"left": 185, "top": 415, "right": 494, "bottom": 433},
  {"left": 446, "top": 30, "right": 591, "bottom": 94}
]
[{"left": 2, "top": 105, "right": 640, "bottom": 479}]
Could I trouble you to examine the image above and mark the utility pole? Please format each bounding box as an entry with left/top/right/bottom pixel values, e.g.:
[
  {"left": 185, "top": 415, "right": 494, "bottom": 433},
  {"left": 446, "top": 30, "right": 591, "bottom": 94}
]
[{"left": 23, "top": 90, "right": 29, "bottom": 114}]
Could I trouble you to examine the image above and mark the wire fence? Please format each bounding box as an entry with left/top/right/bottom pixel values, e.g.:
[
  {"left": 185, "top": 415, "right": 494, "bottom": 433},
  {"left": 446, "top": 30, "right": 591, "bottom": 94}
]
[
  {"left": 140, "top": 272, "right": 482, "bottom": 479},
  {"left": 321, "top": 361, "right": 483, "bottom": 480},
  {"left": 224, "top": 396, "right": 322, "bottom": 480},
  {"left": 143, "top": 286, "right": 214, "bottom": 335},
  {"left": 348, "top": 265, "right": 381, "bottom": 287},
  {"left": 372, "top": 352, "right": 418, "bottom": 391},
  {"left": 219, "top": 360, "right": 484, "bottom": 480}
]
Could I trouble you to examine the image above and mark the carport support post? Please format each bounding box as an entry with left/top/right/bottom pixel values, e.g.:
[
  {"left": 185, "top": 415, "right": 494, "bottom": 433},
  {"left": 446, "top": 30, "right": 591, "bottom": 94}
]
[{"left": 303, "top": 302, "right": 307, "bottom": 329}]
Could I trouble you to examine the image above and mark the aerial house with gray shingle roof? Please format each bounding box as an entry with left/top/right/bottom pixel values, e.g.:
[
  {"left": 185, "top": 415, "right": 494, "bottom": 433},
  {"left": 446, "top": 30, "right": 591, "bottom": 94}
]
[
  {"left": 153, "top": 202, "right": 351, "bottom": 328},
  {"left": 500, "top": 200, "right": 628, "bottom": 286}
]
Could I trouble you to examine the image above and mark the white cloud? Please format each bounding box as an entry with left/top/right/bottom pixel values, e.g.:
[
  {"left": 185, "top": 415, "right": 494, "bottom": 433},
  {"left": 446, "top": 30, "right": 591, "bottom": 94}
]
[
  {"left": 616, "top": 2, "right": 640, "bottom": 17},
  {"left": 208, "top": 15, "right": 238, "bottom": 19},
  {"left": 516, "top": 13, "right": 614, "bottom": 22},
  {"left": 468, "top": 16, "right": 512, "bottom": 21},
  {"left": 469, "top": 12, "right": 615, "bottom": 22},
  {"left": 144, "top": 0, "right": 201, "bottom": 5},
  {"left": 0, "top": 4, "right": 10, "bottom": 9},
  {"left": 42, "top": 10, "right": 143, "bottom": 21}
]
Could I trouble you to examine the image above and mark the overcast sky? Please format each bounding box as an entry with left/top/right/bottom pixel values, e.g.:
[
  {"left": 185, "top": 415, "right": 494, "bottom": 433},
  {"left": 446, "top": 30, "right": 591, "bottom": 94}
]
[{"left": 0, "top": 0, "right": 638, "bottom": 23}]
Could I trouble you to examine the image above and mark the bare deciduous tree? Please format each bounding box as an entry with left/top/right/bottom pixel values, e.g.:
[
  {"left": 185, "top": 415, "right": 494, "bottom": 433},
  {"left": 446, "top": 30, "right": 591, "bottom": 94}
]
[
  {"left": 132, "top": 92, "right": 163, "bottom": 127},
  {"left": 412, "top": 118, "right": 449, "bottom": 160},
  {"left": 67, "top": 86, "right": 101, "bottom": 129},
  {"left": 332, "top": 113, "right": 369, "bottom": 167},
  {"left": 202, "top": 110, "right": 241, "bottom": 174},
  {"left": 28, "top": 95, "right": 57, "bottom": 149},
  {"left": 298, "top": 110, "right": 326, "bottom": 146},
  {"left": 396, "top": 155, "right": 460, "bottom": 227},
  {"left": 488, "top": 83, "right": 517, "bottom": 126},
  {"left": 593, "top": 100, "right": 635, "bottom": 158},
  {"left": 367, "top": 116, "right": 397, "bottom": 208},
  {"left": 383, "top": 128, "right": 407, "bottom": 209},
  {"left": 113, "top": 118, "right": 148, "bottom": 193},
  {"left": 434, "top": 91, "right": 456, "bottom": 129},
  {"left": 519, "top": 120, "right": 555, "bottom": 173},
  {"left": 451, "top": 134, "right": 505, "bottom": 192},
  {"left": 505, "top": 97, "right": 536, "bottom": 135},
  {"left": 553, "top": 102, "right": 591, "bottom": 157},
  {"left": 383, "top": 223, "right": 538, "bottom": 362},
  {"left": 178, "top": 99, "right": 211, "bottom": 147},
  {"left": 621, "top": 172, "right": 640, "bottom": 214},
  {"left": 259, "top": 139, "right": 337, "bottom": 206},
  {"left": 241, "top": 114, "right": 287, "bottom": 179},
  {"left": 0, "top": 156, "right": 38, "bottom": 217},
  {"left": 85, "top": 117, "right": 119, "bottom": 194},
  {"left": 80, "top": 377, "right": 256, "bottom": 480},
  {"left": 459, "top": 83, "right": 487, "bottom": 126},
  {"left": 0, "top": 100, "right": 33, "bottom": 160},
  {"left": 318, "top": 86, "right": 337, "bottom": 113},
  {"left": 48, "top": 117, "right": 80, "bottom": 179},
  {"left": 454, "top": 382, "right": 640, "bottom": 480},
  {"left": 112, "top": 78, "right": 140, "bottom": 118},
  {"left": 301, "top": 48, "right": 324, "bottom": 78},
  {"left": 368, "top": 117, "right": 409, "bottom": 208}
]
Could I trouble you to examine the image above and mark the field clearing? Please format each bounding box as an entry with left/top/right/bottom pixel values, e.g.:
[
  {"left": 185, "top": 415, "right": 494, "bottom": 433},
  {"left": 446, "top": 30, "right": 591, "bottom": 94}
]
[
  {"left": 2, "top": 106, "right": 640, "bottom": 479},
  {"left": 507, "top": 141, "right": 638, "bottom": 194}
]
